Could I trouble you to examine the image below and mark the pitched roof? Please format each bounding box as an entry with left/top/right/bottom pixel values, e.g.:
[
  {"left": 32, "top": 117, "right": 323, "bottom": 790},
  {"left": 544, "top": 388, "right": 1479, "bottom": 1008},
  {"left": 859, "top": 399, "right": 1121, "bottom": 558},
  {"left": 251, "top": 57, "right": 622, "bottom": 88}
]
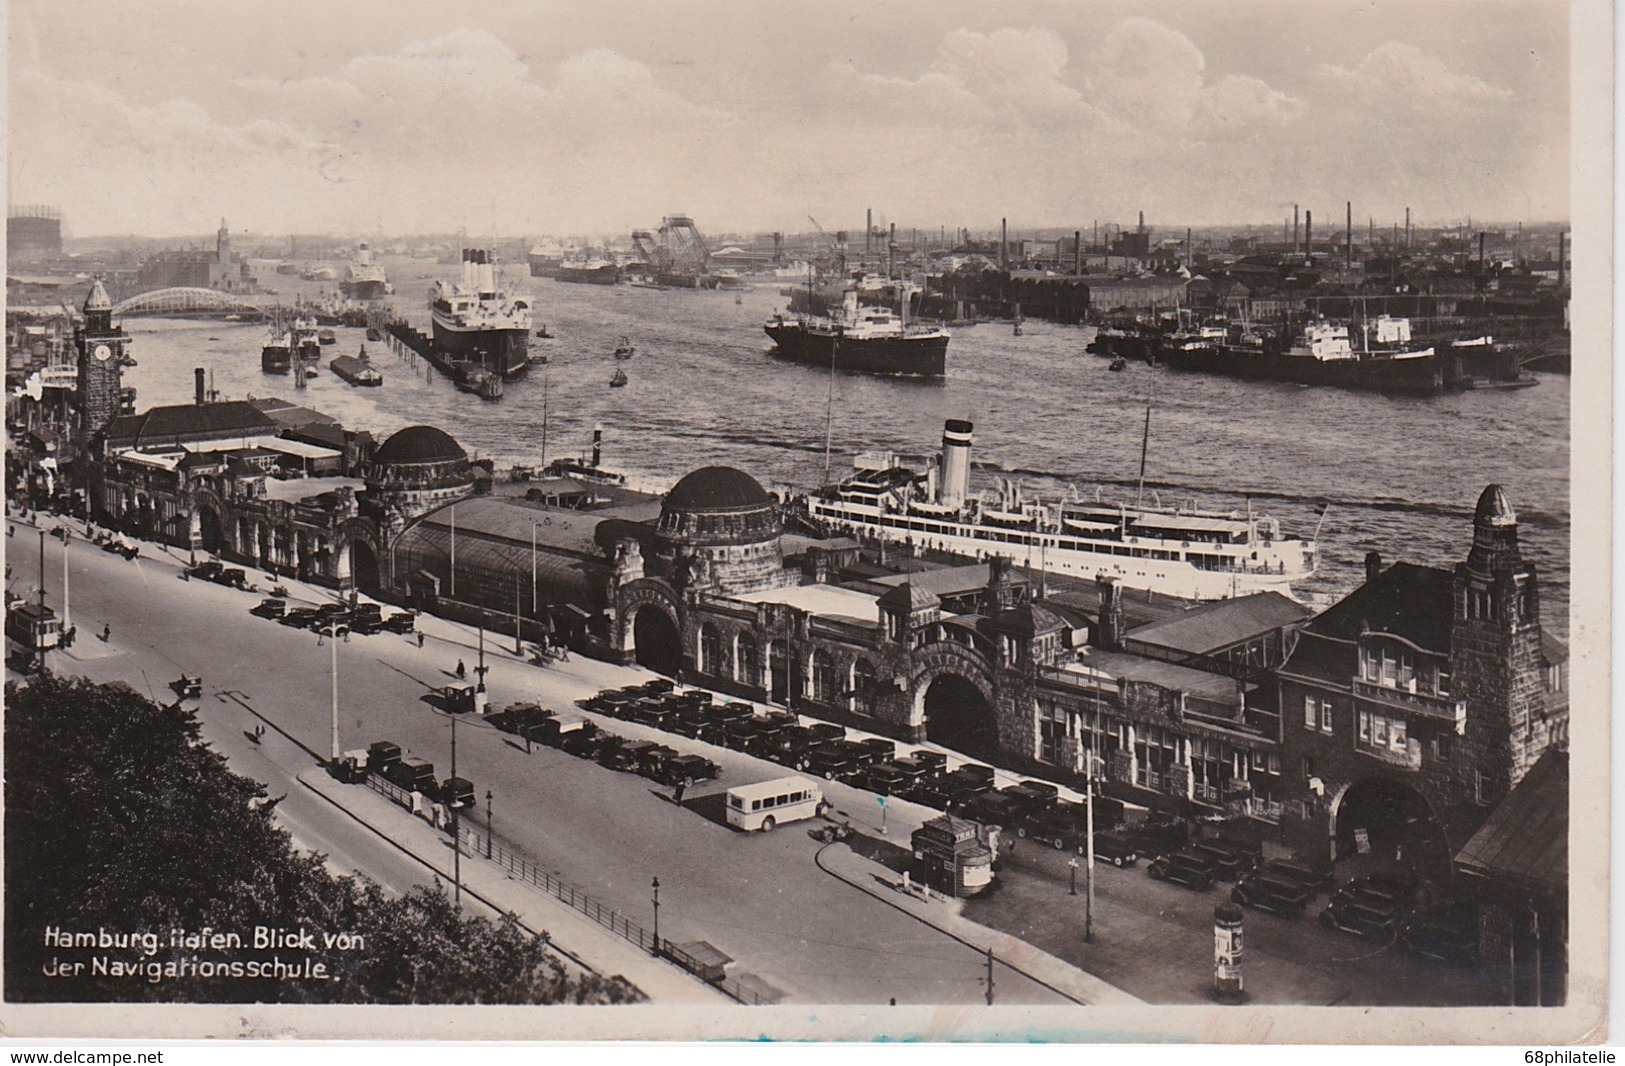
[
  {"left": 993, "top": 603, "right": 1066, "bottom": 636},
  {"left": 877, "top": 582, "right": 940, "bottom": 613},
  {"left": 103, "top": 401, "right": 279, "bottom": 448},
  {"left": 1300, "top": 561, "right": 1454, "bottom": 653},
  {"left": 1125, "top": 591, "right": 1311, "bottom": 655},
  {"left": 1455, "top": 747, "right": 1567, "bottom": 897}
]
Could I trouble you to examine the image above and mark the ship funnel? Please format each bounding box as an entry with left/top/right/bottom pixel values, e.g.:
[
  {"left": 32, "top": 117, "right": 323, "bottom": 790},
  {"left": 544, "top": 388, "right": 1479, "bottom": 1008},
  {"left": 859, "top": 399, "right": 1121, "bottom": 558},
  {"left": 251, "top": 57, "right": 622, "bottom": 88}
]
[
  {"left": 939, "top": 419, "right": 974, "bottom": 510},
  {"left": 194, "top": 368, "right": 207, "bottom": 406},
  {"left": 461, "top": 248, "right": 476, "bottom": 288},
  {"left": 592, "top": 423, "right": 603, "bottom": 469}
]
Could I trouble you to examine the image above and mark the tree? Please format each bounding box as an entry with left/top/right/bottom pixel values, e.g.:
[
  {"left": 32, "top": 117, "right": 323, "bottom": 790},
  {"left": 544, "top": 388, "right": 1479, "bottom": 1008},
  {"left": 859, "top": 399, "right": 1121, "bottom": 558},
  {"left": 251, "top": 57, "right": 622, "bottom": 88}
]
[{"left": 5, "top": 674, "right": 641, "bottom": 1005}]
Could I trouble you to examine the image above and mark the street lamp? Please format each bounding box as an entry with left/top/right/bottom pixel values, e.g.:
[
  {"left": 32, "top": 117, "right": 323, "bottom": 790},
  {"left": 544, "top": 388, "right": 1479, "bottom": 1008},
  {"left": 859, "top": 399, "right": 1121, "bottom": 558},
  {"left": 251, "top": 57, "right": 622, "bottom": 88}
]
[
  {"left": 531, "top": 520, "right": 540, "bottom": 616},
  {"left": 485, "top": 789, "right": 494, "bottom": 860},
  {"left": 451, "top": 712, "right": 461, "bottom": 909},
  {"left": 651, "top": 877, "right": 661, "bottom": 957},
  {"left": 316, "top": 622, "right": 346, "bottom": 762}
]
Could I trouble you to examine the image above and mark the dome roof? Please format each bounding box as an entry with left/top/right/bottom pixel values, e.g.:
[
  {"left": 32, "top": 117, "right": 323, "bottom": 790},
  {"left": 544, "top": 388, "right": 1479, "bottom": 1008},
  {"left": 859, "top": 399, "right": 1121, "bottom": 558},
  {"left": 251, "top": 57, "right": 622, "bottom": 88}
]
[
  {"left": 1474, "top": 484, "right": 1517, "bottom": 527},
  {"left": 375, "top": 425, "right": 466, "bottom": 465},
  {"left": 664, "top": 466, "right": 772, "bottom": 512}
]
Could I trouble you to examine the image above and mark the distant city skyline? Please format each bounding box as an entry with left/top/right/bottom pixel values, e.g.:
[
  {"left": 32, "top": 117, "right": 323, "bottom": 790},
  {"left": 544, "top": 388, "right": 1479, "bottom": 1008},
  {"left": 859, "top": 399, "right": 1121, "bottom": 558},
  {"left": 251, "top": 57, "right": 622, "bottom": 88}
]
[{"left": 9, "top": 0, "right": 1569, "bottom": 240}]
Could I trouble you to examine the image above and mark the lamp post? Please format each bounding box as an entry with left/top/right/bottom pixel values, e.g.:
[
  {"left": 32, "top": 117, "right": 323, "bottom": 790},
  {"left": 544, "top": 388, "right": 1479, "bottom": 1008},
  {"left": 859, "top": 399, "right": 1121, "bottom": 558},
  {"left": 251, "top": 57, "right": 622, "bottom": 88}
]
[
  {"left": 530, "top": 521, "right": 539, "bottom": 615},
  {"left": 651, "top": 877, "right": 661, "bottom": 957},
  {"left": 318, "top": 622, "right": 343, "bottom": 762},
  {"left": 451, "top": 712, "right": 461, "bottom": 910},
  {"left": 485, "top": 789, "right": 494, "bottom": 860}
]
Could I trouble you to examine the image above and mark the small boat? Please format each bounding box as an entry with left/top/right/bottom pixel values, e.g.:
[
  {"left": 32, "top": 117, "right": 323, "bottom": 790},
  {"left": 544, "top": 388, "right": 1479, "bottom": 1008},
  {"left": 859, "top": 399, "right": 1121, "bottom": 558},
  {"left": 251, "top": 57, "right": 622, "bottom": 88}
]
[
  {"left": 610, "top": 368, "right": 628, "bottom": 388},
  {"left": 1109, "top": 356, "right": 1128, "bottom": 372},
  {"left": 614, "top": 335, "right": 635, "bottom": 360},
  {"left": 318, "top": 328, "right": 338, "bottom": 345},
  {"left": 331, "top": 353, "right": 383, "bottom": 387},
  {"left": 535, "top": 324, "right": 554, "bottom": 339},
  {"left": 455, "top": 362, "right": 504, "bottom": 400},
  {"left": 527, "top": 349, "right": 550, "bottom": 365},
  {"left": 366, "top": 327, "right": 383, "bottom": 342}
]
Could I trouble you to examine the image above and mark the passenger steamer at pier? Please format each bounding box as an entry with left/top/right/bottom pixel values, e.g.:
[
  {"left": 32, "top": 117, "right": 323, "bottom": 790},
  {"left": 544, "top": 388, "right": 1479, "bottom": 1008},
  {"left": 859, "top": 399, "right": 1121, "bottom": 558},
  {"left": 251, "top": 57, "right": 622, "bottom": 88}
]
[{"left": 798, "top": 420, "right": 1318, "bottom": 601}]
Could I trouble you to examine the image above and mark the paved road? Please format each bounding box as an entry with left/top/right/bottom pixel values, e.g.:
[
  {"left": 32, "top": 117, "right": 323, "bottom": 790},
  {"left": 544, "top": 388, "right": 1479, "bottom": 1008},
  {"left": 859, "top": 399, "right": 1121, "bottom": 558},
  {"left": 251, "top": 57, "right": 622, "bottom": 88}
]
[{"left": 12, "top": 522, "right": 1073, "bottom": 1006}]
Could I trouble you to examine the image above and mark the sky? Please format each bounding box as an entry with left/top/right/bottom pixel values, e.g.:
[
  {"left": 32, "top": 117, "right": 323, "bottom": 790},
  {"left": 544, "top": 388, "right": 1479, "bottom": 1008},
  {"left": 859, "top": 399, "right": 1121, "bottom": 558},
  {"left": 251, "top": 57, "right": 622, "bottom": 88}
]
[{"left": 7, "top": 0, "right": 1572, "bottom": 240}]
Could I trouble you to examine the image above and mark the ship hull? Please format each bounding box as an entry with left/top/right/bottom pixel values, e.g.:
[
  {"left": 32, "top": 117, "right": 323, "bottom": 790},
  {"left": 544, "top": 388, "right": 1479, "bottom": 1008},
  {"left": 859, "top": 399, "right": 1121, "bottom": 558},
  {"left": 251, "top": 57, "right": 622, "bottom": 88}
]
[
  {"left": 808, "top": 501, "right": 1306, "bottom": 602},
  {"left": 765, "top": 322, "right": 947, "bottom": 379},
  {"left": 261, "top": 347, "right": 291, "bottom": 374},
  {"left": 556, "top": 264, "right": 620, "bottom": 285},
  {"left": 430, "top": 320, "right": 530, "bottom": 380},
  {"left": 340, "top": 279, "right": 389, "bottom": 301},
  {"left": 1161, "top": 343, "right": 1443, "bottom": 393}
]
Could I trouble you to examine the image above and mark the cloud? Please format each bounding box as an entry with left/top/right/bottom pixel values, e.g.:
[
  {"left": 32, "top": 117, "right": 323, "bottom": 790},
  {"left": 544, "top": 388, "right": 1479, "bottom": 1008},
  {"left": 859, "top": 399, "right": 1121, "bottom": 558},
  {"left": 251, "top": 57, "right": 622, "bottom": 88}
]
[
  {"left": 1197, "top": 76, "right": 1305, "bottom": 132},
  {"left": 1321, "top": 42, "right": 1514, "bottom": 108}
]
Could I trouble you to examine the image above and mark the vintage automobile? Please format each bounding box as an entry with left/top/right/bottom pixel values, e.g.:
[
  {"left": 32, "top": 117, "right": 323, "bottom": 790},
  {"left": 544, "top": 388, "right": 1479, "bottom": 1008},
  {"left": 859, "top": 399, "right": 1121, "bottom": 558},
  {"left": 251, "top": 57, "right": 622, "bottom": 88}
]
[
  {"left": 251, "top": 598, "right": 288, "bottom": 619},
  {"left": 438, "top": 776, "right": 476, "bottom": 810},
  {"left": 1399, "top": 902, "right": 1480, "bottom": 965},
  {"left": 382, "top": 611, "right": 418, "bottom": 634},
  {"left": 862, "top": 764, "right": 914, "bottom": 797},
  {"left": 171, "top": 674, "right": 203, "bottom": 699},
  {"left": 1190, "top": 840, "right": 1256, "bottom": 881},
  {"left": 1231, "top": 869, "right": 1314, "bottom": 918},
  {"left": 1091, "top": 830, "right": 1141, "bottom": 867},
  {"left": 1261, "top": 857, "right": 1336, "bottom": 895},
  {"left": 855, "top": 737, "right": 896, "bottom": 765},
  {"left": 1319, "top": 875, "right": 1415, "bottom": 939},
  {"left": 659, "top": 753, "right": 721, "bottom": 787},
  {"left": 803, "top": 745, "right": 862, "bottom": 783},
  {"left": 1146, "top": 850, "right": 1219, "bottom": 891}
]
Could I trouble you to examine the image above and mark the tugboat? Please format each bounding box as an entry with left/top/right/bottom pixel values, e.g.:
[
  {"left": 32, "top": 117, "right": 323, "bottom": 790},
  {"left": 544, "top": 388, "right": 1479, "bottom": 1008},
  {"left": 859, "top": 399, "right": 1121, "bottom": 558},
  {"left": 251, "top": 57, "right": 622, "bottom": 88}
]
[
  {"left": 1108, "top": 356, "right": 1128, "bottom": 372},
  {"left": 614, "top": 335, "right": 635, "bottom": 360},
  {"left": 455, "top": 361, "right": 504, "bottom": 400},
  {"left": 610, "top": 368, "right": 629, "bottom": 388},
  {"left": 366, "top": 326, "right": 383, "bottom": 342},
  {"left": 535, "top": 324, "right": 554, "bottom": 339},
  {"left": 318, "top": 328, "right": 338, "bottom": 346}
]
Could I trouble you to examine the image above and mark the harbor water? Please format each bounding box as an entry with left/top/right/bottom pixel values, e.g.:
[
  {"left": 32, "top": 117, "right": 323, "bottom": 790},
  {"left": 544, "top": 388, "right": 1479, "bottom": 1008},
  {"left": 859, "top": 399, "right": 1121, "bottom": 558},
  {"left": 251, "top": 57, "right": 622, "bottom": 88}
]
[{"left": 120, "top": 257, "right": 1571, "bottom": 635}]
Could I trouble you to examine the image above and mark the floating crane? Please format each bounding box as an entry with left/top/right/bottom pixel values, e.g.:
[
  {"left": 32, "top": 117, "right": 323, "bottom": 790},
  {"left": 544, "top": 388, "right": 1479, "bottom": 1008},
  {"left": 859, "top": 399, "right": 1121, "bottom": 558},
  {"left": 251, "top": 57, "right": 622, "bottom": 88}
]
[{"left": 806, "top": 215, "right": 847, "bottom": 277}]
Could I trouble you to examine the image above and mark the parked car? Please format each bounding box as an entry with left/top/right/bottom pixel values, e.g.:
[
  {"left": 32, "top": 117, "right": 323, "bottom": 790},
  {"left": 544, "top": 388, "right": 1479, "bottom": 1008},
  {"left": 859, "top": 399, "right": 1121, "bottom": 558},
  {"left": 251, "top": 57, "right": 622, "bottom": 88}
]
[
  {"left": 1320, "top": 875, "right": 1414, "bottom": 939},
  {"left": 1130, "top": 817, "right": 1190, "bottom": 860},
  {"left": 660, "top": 753, "right": 721, "bottom": 787},
  {"left": 438, "top": 776, "right": 476, "bottom": 810},
  {"left": 1146, "top": 850, "right": 1219, "bottom": 890},
  {"left": 855, "top": 737, "right": 896, "bottom": 765},
  {"left": 384, "top": 756, "right": 436, "bottom": 794},
  {"left": 631, "top": 700, "right": 677, "bottom": 729},
  {"left": 600, "top": 738, "right": 656, "bottom": 773},
  {"left": 1091, "top": 830, "right": 1141, "bottom": 867},
  {"left": 281, "top": 607, "right": 322, "bottom": 629},
  {"left": 187, "top": 561, "right": 224, "bottom": 582},
  {"left": 382, "top": 611, "right": 417, "bottom": 634},
  {"left": 804, "top": 722, "right": 845, "bottom": 745},
  {"left": 1191, "top": 841, "right": 1256, "bottom": 881},
  {"left": 634, "top": 744, "right": 681, "bottom": 780},
  {"left": 1231, "top": 870, "right": 1313, "bottom": 918},
  {"left": 1261, "top": 858, "right": 1336, "bottom": 895},
  {"left": 907, "top": 751, "right": 949, "bottom": 776},
  {"left": 765, "top": 727, "right": 817, "bottom": 768},
  {"left": 349, "top": 613, "right": 385, "bottom": 635},
  {"left": 1399, "top": 903, "right": 1480, "bottom": 965},
  {"left": 955, "top": 763, "right": 997, "bottom": 789},
  {"left": 366, "top": 740, "right": 402, "bottom": 774},
  {"left": 803, "top": 745, "right": 859, "bottom": 782},
  {"left": 890, "top": 756, "right": 939, "bottom": 782},
  {"left": 171, "top": 674, "right": 202, "bottom": 699},
  {"left": 1021, "top": 806, "right": 1084, "bottom": 851},
  {"left": 968, "top": 791, "right": 1028, "bottom": 830},
  {"left": 251, "top": 598, "right": 288, "bottom": 619},
  {"left": 863, "top": 764, "right": 914, "bottom": 797}
]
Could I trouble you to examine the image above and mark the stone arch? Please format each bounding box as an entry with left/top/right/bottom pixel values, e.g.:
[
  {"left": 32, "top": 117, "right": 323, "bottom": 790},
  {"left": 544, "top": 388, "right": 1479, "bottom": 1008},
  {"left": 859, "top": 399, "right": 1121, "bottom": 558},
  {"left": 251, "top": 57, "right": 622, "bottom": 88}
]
[
  {"left": 339, "top": 520, "right": 383, "bottom": 594},
  {"left": 194, "top": 498, "right": 227, "bottom": 555},
  {"left": 614, "top": 579, "right": 683, "bottom": 673},
  {"left": 1327, "top": 776, "right": 1452, "bottom": 880},
  {"left": 810, "top": 647, "right": 840, "bottom": 704},
  {"left": 910, "top": 641, "right": 998, "bottom": 761}
]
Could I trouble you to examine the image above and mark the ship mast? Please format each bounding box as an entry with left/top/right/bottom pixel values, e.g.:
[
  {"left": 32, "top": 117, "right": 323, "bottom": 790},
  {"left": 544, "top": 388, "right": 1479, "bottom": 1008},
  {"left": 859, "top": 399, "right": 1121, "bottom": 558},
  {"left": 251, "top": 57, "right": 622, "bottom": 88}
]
[{"left": 1136, "top": 401, "right": 1152, "bottom": 509}]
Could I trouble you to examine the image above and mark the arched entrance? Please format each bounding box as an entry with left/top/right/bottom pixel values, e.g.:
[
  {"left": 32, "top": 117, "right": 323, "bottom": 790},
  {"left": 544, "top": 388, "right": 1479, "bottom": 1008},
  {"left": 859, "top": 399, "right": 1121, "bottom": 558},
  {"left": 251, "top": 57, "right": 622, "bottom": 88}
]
[
  {"left": 922, "top": 673, "right": 999, "bottom": 762},
  {"left": 632, "top": 605, "right": 682, "bottom": 676},
  {"left": 351, "top": 539, "right": 381, "bottom": 594},
  {"left": 196, "top": 505, "right": 225, "bottom": 555},
  {"left": 1331, "top": 777, "right": 1451, "bottom": 879}
]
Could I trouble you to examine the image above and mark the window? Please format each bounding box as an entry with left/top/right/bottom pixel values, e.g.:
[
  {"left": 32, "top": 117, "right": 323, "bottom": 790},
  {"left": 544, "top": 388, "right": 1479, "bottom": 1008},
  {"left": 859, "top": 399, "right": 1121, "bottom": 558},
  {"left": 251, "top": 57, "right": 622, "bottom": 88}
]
[
  {"left": 1304, "top": 695, "right": 1317, "bottom": 730},
  {"left": 1038, "top": 704, "right": 1067, "bottom": 764},
  {"left": 734, "top": 632, "right": 759, "bottom": 685},
  {"left": 1320, "top": 700, "right": 1333, "bottom": 734},
  {"left": 1357, "top": 710, "right": 1410, "bottom": 754}
]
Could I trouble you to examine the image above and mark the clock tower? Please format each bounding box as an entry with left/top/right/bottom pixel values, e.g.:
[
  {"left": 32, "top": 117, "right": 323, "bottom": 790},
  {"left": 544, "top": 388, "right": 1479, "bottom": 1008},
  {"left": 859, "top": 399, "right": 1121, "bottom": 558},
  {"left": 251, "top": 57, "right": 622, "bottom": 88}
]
[{"left": 75, "top": 277, "right": 134, "bottom": 440}]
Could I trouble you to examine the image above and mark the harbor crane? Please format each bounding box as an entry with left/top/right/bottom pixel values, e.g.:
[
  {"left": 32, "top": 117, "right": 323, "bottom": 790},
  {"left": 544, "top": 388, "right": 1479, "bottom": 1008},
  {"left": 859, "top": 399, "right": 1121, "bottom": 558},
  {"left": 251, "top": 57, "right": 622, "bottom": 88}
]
[{"left": 806, "top": 215, "right": 847, "bottom": 276}]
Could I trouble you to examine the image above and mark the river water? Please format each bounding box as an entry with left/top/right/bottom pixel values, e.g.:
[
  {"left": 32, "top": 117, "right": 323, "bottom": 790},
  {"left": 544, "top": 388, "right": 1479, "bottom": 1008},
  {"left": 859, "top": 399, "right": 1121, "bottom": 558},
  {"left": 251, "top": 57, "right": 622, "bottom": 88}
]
[{"left": 120, "top": 256, "right": 1571, "bottom": 635}]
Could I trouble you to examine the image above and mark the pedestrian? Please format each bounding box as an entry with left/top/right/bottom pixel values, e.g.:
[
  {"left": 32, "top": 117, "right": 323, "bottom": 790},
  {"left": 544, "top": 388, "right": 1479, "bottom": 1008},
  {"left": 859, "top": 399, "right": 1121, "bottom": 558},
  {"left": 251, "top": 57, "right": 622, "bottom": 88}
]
[
  {"left": 100, "top": 623, "right": 111, "bottom": 642},
  {"left": 417, "top": 631, "right": 426, "bottom": 649},
  {"left": 455, "top": 659, "right": 466, "bottom": 679},
  {"left": 673, "top": 779, "right": 687, "bottom": 805}
]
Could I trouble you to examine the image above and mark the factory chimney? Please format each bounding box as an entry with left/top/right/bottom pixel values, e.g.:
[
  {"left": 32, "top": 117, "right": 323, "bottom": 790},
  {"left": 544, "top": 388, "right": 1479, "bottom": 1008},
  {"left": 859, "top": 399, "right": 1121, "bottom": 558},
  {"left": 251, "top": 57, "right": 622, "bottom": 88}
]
[
  {"left": 1185, "top": 227, "right": 1192, "bottom": 271},
  {"left": 889, "top": 222, "right": 896, "bottom": 277},
  {"left": 1074, "top": 230, "right": 1082, "bottom": 275},
  {"left": 1001, "top": 218, "right": 1008, "bottom": 270},
  {"left": 1303, "top": 210, "right": 1312, "bottom": 261},
  {"left": 866, "top": 208, "right": 873, "bottom": 255},
  {"left": 1558, "top": 231, "right": 1566, "bottom": 286},
  {"left": 938, "top": 419, "right": 974, "bottom": 510},
  {"left": 592, "top": 424, "right": 603, "bottom": 470},
  {"left": 1137, "top": 211, "right": 1145, "bottom": 234},
  {"left": 1478, "top": 231, "right": 1486, "bottom": 272},
  {"left": 1346, "top": 201, "right": 1353, "bottom": 270},
  {"left": 1293, "top": 205, "right": 1299, "bottom": 254},
  {"left": 194, "top": 368, "right": 207, "bottom": 406},
  {"left": 1405, "top": 207, "right": 1411, "bottom": 249}
]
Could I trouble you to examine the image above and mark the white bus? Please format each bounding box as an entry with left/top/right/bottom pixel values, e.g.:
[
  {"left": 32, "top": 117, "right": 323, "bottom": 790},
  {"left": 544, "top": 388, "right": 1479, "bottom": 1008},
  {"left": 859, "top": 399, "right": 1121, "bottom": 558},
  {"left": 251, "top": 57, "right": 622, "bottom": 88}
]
[{"left": 725, "top": 777, "right": 823, "bottom": 832}]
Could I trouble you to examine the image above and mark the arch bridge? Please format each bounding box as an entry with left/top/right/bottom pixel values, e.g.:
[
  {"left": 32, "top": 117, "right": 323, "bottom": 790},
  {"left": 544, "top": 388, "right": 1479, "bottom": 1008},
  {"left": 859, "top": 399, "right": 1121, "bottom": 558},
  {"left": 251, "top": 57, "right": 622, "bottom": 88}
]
[{"left": 112, "top": 287, "right": 265, "bottom": 319}]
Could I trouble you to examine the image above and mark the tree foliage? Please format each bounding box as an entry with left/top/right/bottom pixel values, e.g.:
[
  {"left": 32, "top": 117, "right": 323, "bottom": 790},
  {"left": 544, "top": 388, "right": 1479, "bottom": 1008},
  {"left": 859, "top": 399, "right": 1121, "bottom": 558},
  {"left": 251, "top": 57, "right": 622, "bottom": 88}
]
[{"left": 5, "top": 674, "right": 642, "bottom": 1005}]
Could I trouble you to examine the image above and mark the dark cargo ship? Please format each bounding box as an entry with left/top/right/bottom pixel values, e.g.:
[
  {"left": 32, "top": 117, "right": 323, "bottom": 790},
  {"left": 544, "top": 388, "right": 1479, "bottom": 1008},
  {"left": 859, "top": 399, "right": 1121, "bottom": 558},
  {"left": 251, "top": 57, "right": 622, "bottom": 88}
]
[
  {"left": 1159, "top": 317, "right": 1444, "bottom": 393},
  {"left": 429, "top": 249, "right": 532, "bottom": 380},
  {"left": 556, "top": 258, "right": 621, "bottom": 285},
  {"left": 765, "top": 288, "right": 948, "bottom": 379}
]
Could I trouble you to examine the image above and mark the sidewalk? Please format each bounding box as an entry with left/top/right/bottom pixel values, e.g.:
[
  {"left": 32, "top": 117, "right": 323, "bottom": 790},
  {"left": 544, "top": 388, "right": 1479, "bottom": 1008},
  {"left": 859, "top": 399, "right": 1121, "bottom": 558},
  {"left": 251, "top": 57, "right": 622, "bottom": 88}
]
[
  {"left": 297, "top": 769, "right": 730, "bottom": 1006},
  {"left": 815, "top": 838, "right": 1142, "bottom": 1006}
]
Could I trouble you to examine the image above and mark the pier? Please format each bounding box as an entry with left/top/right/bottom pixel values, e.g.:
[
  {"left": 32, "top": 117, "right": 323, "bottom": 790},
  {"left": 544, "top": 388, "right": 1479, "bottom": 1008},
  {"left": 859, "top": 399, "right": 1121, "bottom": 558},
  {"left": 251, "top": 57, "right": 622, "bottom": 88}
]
[{"left": 385, "top": 321, "right": 503, "bottom": 401}]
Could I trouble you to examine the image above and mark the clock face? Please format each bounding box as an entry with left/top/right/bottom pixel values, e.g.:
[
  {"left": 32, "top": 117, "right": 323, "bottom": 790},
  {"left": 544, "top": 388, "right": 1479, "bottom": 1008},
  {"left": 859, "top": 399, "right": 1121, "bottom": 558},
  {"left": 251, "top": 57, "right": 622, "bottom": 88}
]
[{"left": 94, "top": 344, "right": 112, "bottom": 362}]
